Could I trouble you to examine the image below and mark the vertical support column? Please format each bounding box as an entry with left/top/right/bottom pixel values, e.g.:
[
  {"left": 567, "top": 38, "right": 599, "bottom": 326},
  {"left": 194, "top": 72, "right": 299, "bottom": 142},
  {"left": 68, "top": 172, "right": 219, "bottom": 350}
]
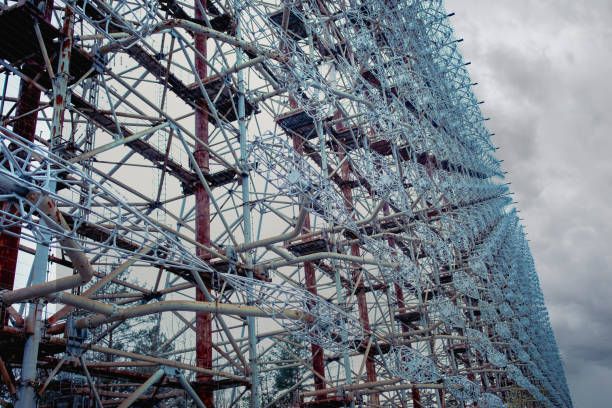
[
  {"left": 235, "top": 6, "right": 260, "bottom": 406},
  {"left": 0, "top": 220, "right": 20, "bottom": 296},
  {"left": 194, "top": 1, "right": 213, "bottom": 406},
  {"left": 413, "top": 248, "right": 445, "bottom": 408},
  {"left": 384, "top": 203, "right": 423, "bottom": 408},
  {"left": 330, "top": 109, "right": 356, "bottom": 394},
  {"left": 15, "top": 245, "right": 48, "bottom": 408},
  {"left": 304, "top": 223, "right": 326, "bottom": 397},
  {"left": 291, "top": 134, "right": 327, "bottom": 398},
  {"left": 279, "top": 7, "right": 327, "bottom": 395},
  {"left": 50, "top": 4, "right": 74, "bottom": 151},
  {"left": 17, "top": 4, "right": 72, "bottom": 407},
  {"left": 338, "top": 149, "right": 378, "bottom": 405},
  {"left": 0, "top": 0, "right": 54, "bottom": 303},
  {"left": 333, "top": 267, "right": 353, "bottom": 390}
]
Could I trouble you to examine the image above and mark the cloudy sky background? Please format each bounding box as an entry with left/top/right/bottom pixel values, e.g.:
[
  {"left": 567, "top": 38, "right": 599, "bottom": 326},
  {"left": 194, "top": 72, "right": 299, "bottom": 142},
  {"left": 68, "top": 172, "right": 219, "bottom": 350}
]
[{"left": 444, "top": 0, "right": 612, "bottom": 406}]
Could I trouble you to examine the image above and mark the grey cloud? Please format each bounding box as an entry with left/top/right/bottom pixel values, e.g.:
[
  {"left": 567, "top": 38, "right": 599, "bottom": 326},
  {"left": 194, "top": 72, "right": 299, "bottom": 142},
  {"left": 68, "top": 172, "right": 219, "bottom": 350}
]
[{"left": 446, "top": 0, "right": 612, "bottom": 406}]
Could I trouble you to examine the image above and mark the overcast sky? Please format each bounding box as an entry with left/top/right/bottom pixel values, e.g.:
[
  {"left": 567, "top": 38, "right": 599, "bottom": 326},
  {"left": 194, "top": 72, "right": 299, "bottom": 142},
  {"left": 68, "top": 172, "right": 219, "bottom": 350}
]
[{"left": 444, "top": 0, "right": 612, "bottom": 406}]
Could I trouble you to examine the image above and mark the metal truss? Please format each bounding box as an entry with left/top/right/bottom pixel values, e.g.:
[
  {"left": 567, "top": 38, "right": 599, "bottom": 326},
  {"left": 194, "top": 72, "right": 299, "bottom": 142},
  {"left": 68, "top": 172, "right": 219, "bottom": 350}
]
[{"left": 0, "top": 0, "right": 572, "bottom": 407}]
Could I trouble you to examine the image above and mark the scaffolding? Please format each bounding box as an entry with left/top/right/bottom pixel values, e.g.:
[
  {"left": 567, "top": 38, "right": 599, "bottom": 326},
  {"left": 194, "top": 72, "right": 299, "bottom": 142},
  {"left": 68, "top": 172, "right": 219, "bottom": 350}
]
[{"left": 0, "top": 0, "right": 572, "bottom": 407}]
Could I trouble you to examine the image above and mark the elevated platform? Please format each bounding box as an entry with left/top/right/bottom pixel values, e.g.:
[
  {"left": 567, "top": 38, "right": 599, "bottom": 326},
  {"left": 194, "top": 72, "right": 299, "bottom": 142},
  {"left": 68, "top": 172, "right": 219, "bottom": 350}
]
[
  {"left": 168, "top": 259, "right": 270, "bottom": 289},
  {"left": 287, "top": 238, "right": 328, "bottom": 256},
  {"left": 71, "top": 95, "right": 195, "bottom": 191},
  {"left": 160, "top": 0, "right": 233, "bottom": 34},
  {"left": 0, "top": 1, "right": 94, "bottom": 88},
  {"left": 204, "top": 168, "right": 238, "bottom": 188},
  {"left": 269, "top": 9, "right": 308, "bottom": 40},
  {"left": 72, "top": 94, "right": 237, "bottom": 192},
  {"left": 61, "top": 211, "right": 140, "bottom": 253},
  {"left": 356, "top": 340, "right": 392, "bottom": 356},
  {"left": 439, "top": 274, "right": 453, "bottom": 285},
  {"left": 395, "top": 310, "right": 422, "bottom": 326},
  {"left": 452, "top": 342, "right": 468, "bottom": 356},
  {"left": 187, "top": 75, "right": 255, "bottom": 124},
  {"left": 329, "top": 125, "right": 364, "bottom": 151},
  {"left": 76, "top": 0, "right": 253, "bottom": 125},
  {"left": 0, "top": 3, "right": 222, "bottom": 195},
  {"left": 0, "top": 328, "right": 64, "bottom": 363},
  {"left": 276, "top": 109, "right": 318, "bottom": 140}
]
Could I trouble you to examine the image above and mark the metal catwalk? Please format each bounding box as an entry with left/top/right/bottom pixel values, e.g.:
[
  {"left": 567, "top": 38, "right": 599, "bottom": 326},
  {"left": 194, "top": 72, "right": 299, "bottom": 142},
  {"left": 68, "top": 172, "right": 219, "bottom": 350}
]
[{"left": 0, "top": 0, "right": 571, "bottom": 407}]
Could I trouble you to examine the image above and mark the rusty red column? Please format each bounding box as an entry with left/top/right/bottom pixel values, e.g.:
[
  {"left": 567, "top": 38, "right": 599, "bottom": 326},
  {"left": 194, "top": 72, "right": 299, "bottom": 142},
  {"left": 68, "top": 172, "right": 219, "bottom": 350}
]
[
  {"left": 304, "top": 220, "right": 327, "bottom": 396},
  {"left": 383, "top": 202, "right": 423, "bottom": 408},
  {"left": 0, "top": 220, "right": 21, "bottom": 293},
  {"left": 0, "top": 0, "right": 54, "bottom": 295},
  {"left": 291, "top": 134, "right": 327, "bottom": 397},
  {"left": 336, "top": 139, "right": 378, "bottom": 405},
  {"left": 194, "top": 0, "right": 214, "bottom": 406},
  {"left": 0, "top": 62, "right": 42, "bottom": 294}
]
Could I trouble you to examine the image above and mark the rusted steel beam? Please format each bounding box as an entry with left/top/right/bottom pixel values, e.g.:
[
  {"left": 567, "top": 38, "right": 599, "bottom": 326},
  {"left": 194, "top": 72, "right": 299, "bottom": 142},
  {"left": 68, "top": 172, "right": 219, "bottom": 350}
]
[
  {"left": 0, "top": 0, "right": 54, "bottom": 305},
  {"left": 292, "top": 131, "right": 327, "bottom": 399},
  {"left": 193, "top": 1, "right": 214, "bottom": 406}
]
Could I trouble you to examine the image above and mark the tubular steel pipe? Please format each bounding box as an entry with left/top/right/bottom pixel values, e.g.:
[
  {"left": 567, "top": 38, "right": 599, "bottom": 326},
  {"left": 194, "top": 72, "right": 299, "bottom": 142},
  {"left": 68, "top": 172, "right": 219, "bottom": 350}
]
[
  {"left": 263, "top": 251, "right": 397, "bottom": 270},
  {"left": 152, "top": 20, "right": 283, "bottom": 62},
  {"left": 44, "top": 292, "right": 310, "bottom": 329},
  {"left": 37, "top": 357, "right": 66, "bottom": 396},
  {"left": 292, "top": 131, "right": 327, "bottom": 399},
  {"left": 188, "top": 270, "right": 250, "bottom": 373},
  {"left": 300, "top": 379, "right": 447, "bottom": 398},
  {"left": 76, "top": 300, "right": 310, "bottom": 329},
  {"left": 236, "top": 18, "right": 260, "bottom": 403},
  {"left": 175, "top": 371, "right": 206, "bottom": 408},
  {"left": 49, "top": 292, "right": 115, "bottom": 315},
  {"left": 13, "top": 23, "right": 77, "bottom": 400},
  {"left": 234, "top": 208, "right": 308, "bottom": 252},
  {"left": 284, "top": 200, "right": 387, "bottom": 244},
  {"left": 0, "top": 357, "right": 15, "bottom": 396},
  {"left": 116, "top": 368, "right": 165, "bottom": 408},
  {"left": 79, "top": 356, "right": 104, "bottom": 408},
  {"left": 1, "top": 193, "right": 94, "bottom": 305},
  {"left": 5, "top": 306, "right": 24, "bottom": 327},
  {"left": 48, "top": 245, "right": 153, "bottom": 325},
  {"left": 338, "top": 142, "right": 379, "bottom": 406}
]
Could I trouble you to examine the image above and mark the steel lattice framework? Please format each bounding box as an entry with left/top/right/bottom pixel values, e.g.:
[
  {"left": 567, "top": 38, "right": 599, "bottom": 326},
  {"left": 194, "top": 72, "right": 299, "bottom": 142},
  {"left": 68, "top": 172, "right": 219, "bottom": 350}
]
[{"left": 0, "top": 0, "right": 571, "bottom": 407}]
